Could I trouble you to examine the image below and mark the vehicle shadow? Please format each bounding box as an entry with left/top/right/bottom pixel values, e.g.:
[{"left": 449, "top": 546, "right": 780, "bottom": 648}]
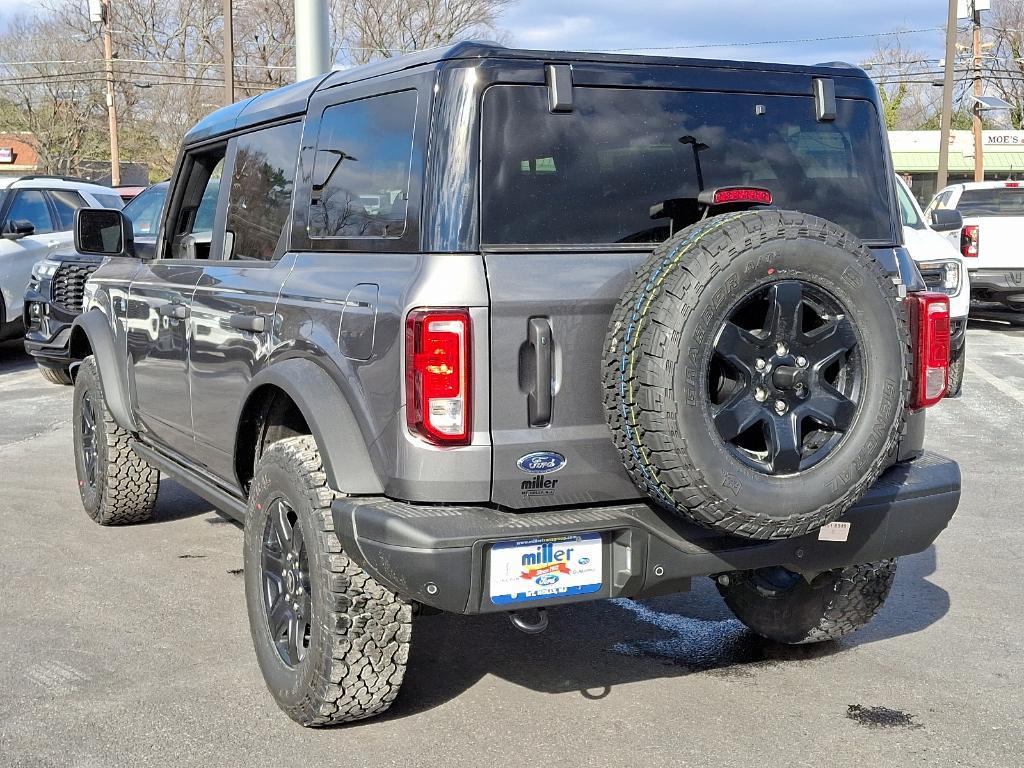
[
  {"left": 968, "top": 306, "right": 1024, "bottom": 331},
  {"left": 143, "top": 478, "right": 232, "bottom": 525},
  {"left": 0, "top": 338, "right": 35, "bottom": 375},
  {"left": 382, "top": 545, "right": 947, "bottom": 723}
]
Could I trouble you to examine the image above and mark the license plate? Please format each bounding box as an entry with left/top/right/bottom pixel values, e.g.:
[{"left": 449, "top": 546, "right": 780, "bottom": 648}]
[{"left": 488, "top": 533, "right": 602, "bottom": 605}]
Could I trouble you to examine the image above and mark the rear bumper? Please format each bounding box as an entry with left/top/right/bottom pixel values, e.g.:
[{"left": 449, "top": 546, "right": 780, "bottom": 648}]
[
  {"left": 332, "top": 452, "right": 960, "bottom": 614},
  {"left": 969, "top": 268, "right": 1024, "bottom": 307}
]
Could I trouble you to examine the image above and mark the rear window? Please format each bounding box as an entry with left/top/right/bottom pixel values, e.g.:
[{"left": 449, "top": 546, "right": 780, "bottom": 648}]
[
  {"left": 955, "top": 187, "right": 1024, "bottom": 217},
  {"left": 481, "top": 86, "right": 894, "bottom": 246}
]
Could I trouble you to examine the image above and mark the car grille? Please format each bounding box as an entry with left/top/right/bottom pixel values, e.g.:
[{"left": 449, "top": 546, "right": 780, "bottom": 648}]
[{"left": 51, "top": 263, "right": 99, "bottom": 314}]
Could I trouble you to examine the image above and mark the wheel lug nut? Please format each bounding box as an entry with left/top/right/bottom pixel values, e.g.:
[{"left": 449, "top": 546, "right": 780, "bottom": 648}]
[
  {"left": 754, "top": 387, "right": 768, "bottom": 402},
  {"left": 796, "top": 356, "right": 807, "bottom": 367},
  {"left": 755, "top": 358, "right": 766, "bottom": 371},
  {"left": 774, "top": 400, "right": 788, "bottom": 414},
  {"left": 776, "top": 342, "right": 788, "bottom": 356}
]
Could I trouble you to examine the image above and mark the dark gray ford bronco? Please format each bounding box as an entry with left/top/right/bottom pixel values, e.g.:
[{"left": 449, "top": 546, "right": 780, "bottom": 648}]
[{"left": 68, "top": 42, "right": 961, "bottom": 726}]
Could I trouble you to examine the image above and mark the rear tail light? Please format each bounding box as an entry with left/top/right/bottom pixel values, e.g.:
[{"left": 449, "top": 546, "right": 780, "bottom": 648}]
[
  {"left": 406, "top": 309, "right": 471, "bottom": 444},
  {"left": 909, "top": 293, "right": 950, "bottom": 409},
  {"left": 960, "top": 224, "right": 979, "bottom": 258}
]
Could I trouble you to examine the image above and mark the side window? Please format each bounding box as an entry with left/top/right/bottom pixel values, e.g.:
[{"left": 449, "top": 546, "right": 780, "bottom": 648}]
[
  {"left": 48, "top": 189, "right": 88, "bottom": 230},
  {"left": 224, "top": 122, "right": 302, "bottom": 261},
  {"left": 309, "top": 90, "right": 417, "bottom": 239},
  {"left": 167, "top": 147, "right": 226, "bottom": 260},
  {"left": 5, "top": 190, "right": 55, "bottom": 234},
  {"left": 93, "top": 194, "right": 125, "bottom": 210}
]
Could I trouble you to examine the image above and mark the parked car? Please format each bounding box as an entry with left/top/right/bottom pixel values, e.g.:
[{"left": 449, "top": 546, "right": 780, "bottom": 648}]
[
  {"left": 23, "top": 182, "right": 169, "bottom": 384},
  {"left": 926, "top": 180, "right": 1024, "bottom": 312},
  {"left": 0, "top": 175, "right": 123, "bottom": 343},
  {"left": 64, "top": 43, "right": 960, "bottom": 727},
  {"left": 895, "top": 175, "right": 969, "bottom": 395}
]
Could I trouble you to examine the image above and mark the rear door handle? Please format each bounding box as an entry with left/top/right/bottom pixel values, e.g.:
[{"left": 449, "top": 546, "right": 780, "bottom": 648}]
[
  {"left": 159, "top": 304, "right": 189, "bottom": 320},
  {"left": 229, "top": 313, "right": 267, "bottom": 333},
  {"left": 528, "top": 317, "right": 553, "bottom": 426}
]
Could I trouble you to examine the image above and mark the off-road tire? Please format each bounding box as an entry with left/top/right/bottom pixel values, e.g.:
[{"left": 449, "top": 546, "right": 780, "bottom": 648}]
[
  {"left": 604, "top": 210, "right": 911, "bottom": 540},
  {"left": 947, "top": 339, "right": 965, "bottom": 397},
  {"left": 38, "top": 362, "right": 73, "bottom": 386},
  {"left": 243, "top": 435, "right": 412, "bottom": 726},
  {"left": 716, "top": 559, "right": 898, "bottom": 644},
  {"left": 73, "top": 355, "right": 159, "bottom": 525}
]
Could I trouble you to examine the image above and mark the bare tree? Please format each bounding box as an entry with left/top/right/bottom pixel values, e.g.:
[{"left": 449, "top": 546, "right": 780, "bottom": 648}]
[
  {"left": 987, "top": 0, "right": 1024, "bottom": 129},
  {"left": 865, "top": 37, "right": 946, "bottom": 130}
]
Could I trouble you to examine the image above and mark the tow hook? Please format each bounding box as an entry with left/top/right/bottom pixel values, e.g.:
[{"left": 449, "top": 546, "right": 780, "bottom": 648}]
[{"left": 509, "top": 608, "right": 548, "bottom": 635}]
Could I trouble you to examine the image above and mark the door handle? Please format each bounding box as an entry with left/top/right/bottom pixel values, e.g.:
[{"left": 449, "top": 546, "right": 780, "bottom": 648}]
[
  {"left": 229, "top": 313, "right": 267, "bottom": 333},
  {"left": 159, "top": 304, "right": 189, "bottom": 320},
  {"left": 527, "top": 317, "right": 553, "bottom": 427}
]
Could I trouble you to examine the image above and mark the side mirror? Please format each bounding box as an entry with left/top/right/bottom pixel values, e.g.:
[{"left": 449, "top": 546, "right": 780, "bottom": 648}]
[
  {"left": 74, "top": 207, "right": 136, "bottom": 258},
  {"left": 2, "top": 219, "right": 35, "bottom": 240},
  {"left": 930, "top": 208, "right": 963, "bottom": 233}
]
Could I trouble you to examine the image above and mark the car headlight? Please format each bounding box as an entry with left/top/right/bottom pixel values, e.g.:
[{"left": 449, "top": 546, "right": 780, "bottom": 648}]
[
  {"left": 31, "top": 260, "right": 60, "bottom": 279},
  {"left": 917, "top": 259, "right": 961, "bottom": 295}
]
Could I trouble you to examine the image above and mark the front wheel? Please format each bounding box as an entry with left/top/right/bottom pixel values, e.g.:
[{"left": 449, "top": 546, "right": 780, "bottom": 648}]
[
  {"left": 243, "top": 435, "right": 412, "bottom": 726},
  {"left": 947, "top": 338, "right": 966, "bottom": 397},
  {"left": 38, "top": 362, "right": 73, "bottom": 386},
  {"left": 716, "top": 559, "right": 897, "bottom": 644}
]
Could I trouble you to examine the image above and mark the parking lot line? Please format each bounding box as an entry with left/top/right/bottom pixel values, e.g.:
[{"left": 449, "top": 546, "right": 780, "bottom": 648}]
[{"left": 966, "top": 361, "right": 1024, "bottom": 407}]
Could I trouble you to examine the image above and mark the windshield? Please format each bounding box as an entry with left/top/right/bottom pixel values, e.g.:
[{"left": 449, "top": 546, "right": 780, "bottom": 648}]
[
  {"left": 481, "top": 86, "right": 894, "bottom": 245},
  {"left": 122, "top": 184, "right": 168, "bottom": 237},
  {"left": 895, "top": 178, "right": 925, "bottom": 230},
  {"left": 955, "top": 187, "right": 1024, "bottom": 217}
]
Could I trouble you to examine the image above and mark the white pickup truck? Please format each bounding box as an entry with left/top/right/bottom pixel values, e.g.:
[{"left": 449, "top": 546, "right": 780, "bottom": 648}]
[
  {"left": 926, "top": 181, "right": 1024, "bottom": 313},
  {"left": 896, "top": 175, "right": 970, "bottom": 395}
]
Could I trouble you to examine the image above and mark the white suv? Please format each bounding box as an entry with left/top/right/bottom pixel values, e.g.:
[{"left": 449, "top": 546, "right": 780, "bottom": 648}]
[{"left": 0, "top": 175, "right": 123, "bottom": 341}]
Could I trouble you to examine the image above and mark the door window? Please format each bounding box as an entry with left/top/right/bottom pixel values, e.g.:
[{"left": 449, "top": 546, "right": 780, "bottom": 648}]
[
  {"left": 122, "top": 184, "right": 167, "bottom": 236},
  {"left": 48, "top": 189, "right": 88, "bottom": 230},
  {"left": 224, "top": 122, "right": 302, "bottom": 261},
  {"left": 5, "top": 190, "right": 55, "bottom": 234},
  {"left": 167, "top": 148, "right": 226, "bottom": 260},
  {"left": 308, "top": 90, "right": 418, "bottom": 239}
]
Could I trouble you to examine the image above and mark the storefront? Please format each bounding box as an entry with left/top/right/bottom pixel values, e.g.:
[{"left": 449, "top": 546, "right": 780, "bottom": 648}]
[{"left": 891, "top": 130, "right": 1024, "bottom": 205}]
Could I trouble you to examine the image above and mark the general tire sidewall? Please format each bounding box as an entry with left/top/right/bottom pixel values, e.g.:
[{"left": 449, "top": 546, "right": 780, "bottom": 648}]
[
  {"left": 243, "top": 456, "right": 328, "bottom": 715},
  {"left": 73, "top": 360, "right": 106, "bottom": 520},
  {"left": 666, "top": 221, "right": 907, "bottom": 520}
]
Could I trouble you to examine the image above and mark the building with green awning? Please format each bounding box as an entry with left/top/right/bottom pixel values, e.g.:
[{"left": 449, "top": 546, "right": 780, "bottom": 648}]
[{"left": 889, "top": 130, "right": 1024, "bottom": 204}]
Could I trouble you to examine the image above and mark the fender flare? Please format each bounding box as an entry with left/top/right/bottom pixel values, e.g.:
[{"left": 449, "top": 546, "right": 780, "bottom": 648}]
[
  {"left": 243, "top": 358, "right": 385, "bottom": 495},
  {"left": 71, "top": 311, "right": 139, "bottom": 433}
]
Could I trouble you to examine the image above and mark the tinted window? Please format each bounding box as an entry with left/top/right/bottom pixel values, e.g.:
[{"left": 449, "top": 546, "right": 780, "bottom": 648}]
[
  {"left": 481, "top": 87, "right": 893, "bottom": 245},
  {"left": 955, "top": 187, "right": 1024, "bottom": 217},
  {"left": 94, "top": 193, "right": 124, "bottom": 210},
  {"left": 122, "top": 184, "right": 167, "bottom": 236},
  {"left": 309, "top": 90, "right": 417, "bottom": 239},
  {"left": 225, "top": 122, "right": 302, "bottom": 260},
  {"left": 49, "top": 189, "right": 88, "bottom": 230},
  {"left": 6, "top": 189, "right": 55, "bottom": 234}
]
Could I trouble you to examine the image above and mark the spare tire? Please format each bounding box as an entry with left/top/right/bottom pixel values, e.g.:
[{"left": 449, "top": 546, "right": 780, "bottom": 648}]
[{"left": 604, "top": 210, "right": 910, "bottom": 540}]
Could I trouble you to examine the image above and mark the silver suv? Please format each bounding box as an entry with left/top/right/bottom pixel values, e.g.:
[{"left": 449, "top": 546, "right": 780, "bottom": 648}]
[{"left": 66, "top": 43, "right": 960, "bottom": 727}]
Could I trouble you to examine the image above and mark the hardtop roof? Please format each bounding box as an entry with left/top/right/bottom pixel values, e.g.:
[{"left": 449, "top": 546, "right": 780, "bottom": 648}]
[{"left": 183, "top": 41, "right": 872, "bottom": 146}]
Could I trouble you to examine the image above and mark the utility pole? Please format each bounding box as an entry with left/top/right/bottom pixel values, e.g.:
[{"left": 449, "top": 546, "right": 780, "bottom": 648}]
[
  {"left": 101, "top": 0, "right": 120, "bottom": 186},
  {"left": 971, "top": 6, "right": 985, "bottom": 182},
  {"left": 223, "top": 0, "right": 234, "bottom": 105},
  {"left": 294, "top": 0, "right": 331, "bottom": 81},
  {"left": 937, "top": 0, "right": 958, "bottom": 191}
]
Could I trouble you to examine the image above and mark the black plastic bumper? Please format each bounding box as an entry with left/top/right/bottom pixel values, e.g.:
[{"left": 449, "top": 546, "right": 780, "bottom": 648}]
[
  {"left": 332, "top": 452, "right": 960, "bottom": 614},
  {"left": 970, "top": 269, "right": 1024, "bottom": 308}
]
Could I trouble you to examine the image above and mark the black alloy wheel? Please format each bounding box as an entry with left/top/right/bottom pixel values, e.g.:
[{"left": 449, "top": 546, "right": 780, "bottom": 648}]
[
  {"left": 80, "top": 390, "right": 99, "bottom": 490},
  {"left": 709, "top": 280, "right": 862, "bottom": 476},
  {"left": 261, "top": 499, "right": 313, "bottom": 668}
]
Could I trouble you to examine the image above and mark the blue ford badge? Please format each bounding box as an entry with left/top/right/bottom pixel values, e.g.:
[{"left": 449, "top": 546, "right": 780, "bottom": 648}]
[{"left": 517, "top": 451, "right": 567, "bottom": 474}]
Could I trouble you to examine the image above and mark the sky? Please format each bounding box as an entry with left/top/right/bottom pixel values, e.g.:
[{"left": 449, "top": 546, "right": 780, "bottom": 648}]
[{"left": 0, "top": 0, "right": 951, "bottom": 66}]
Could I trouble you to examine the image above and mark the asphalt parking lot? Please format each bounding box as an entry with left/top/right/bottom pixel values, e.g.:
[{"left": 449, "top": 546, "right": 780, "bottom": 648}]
[{"left": 1, "top": 313, "right": 1022, "bottom": 768}]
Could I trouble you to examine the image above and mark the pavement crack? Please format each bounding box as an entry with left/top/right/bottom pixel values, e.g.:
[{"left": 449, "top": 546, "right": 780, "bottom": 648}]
[{"left": 0, "top": 417, "right": 72, "bottom": 454}]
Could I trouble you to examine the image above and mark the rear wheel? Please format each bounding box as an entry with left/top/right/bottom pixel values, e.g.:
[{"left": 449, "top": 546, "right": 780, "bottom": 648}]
[
  {"left": 947, "top": 338, "right": 965, "bottom": 397},
  {"left": 73, "top": 356, "right": 159, "bottom": 525},
  {"left": 716, "top": 560, "right": 897, "bottom": 644},
  {"left": 244, "top": 435, "right": 412, "bottom": 726},
  {"left": 38, "top": 362, "right": 73, "bottom": 386}
]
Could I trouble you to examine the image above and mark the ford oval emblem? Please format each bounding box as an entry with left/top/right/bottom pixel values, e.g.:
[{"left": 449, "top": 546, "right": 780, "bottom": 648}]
[{"left": 517, "top": 451, "right": 567, "bottom": 474}]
